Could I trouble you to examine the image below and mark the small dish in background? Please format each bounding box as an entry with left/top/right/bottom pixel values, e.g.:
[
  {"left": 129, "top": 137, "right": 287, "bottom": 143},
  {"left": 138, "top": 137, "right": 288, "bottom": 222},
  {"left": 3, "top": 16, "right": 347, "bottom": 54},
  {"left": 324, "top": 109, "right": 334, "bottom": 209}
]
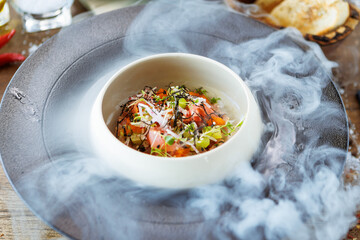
[{"left": 225, "top": 0, "right": 360, "bottom": 46}]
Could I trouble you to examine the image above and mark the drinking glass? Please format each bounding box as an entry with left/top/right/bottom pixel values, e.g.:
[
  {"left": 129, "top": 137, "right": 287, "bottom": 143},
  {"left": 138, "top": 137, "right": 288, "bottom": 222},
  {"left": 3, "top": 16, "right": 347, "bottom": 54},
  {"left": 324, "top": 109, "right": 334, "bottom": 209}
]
[
  {"left": 0, "top": 0, "right": 10, "bottom": 27},
  {"left": 9, "top": 0, "right": 74, "bottom": 32}
]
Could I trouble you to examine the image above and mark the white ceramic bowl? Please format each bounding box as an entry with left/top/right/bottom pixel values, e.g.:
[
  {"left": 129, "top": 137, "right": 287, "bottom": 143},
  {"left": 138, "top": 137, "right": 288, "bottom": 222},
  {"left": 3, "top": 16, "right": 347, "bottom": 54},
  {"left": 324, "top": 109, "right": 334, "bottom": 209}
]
[{"left": 90, "top": 53, "right": 263, "bottom": 189}]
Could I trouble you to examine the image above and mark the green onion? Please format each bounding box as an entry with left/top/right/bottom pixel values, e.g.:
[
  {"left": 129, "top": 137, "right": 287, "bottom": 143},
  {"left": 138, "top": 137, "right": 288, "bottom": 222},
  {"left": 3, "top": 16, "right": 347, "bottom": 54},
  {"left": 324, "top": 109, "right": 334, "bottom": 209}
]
[
  {"left": 164, "top": 135, "right": 175, "bottom": 145},
  {"left": 189, "top": 122, "right": 196, "bottom": 132},
  {"left": 219, "top": 120, "right": 244, "bottom": 136},
  {"left": 154, "top": 95, "right": 166, "bottom": 102},
  {"left": 202, "top": 126, "right": 212, "bottom": 133}
]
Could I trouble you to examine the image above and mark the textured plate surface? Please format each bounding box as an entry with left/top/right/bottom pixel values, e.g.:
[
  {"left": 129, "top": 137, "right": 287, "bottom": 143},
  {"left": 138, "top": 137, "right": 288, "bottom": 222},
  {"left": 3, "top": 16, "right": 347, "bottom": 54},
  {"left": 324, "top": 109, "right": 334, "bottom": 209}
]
[{"left": 0, "top": 5, "right": 348, "bottom": 240}]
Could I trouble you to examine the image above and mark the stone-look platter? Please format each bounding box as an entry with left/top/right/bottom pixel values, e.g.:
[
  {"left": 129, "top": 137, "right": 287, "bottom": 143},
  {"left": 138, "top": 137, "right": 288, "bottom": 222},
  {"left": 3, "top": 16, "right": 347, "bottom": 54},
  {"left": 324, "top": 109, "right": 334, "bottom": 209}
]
[{"left": 0, "top": 5, "right": 348, "bottom": 240}]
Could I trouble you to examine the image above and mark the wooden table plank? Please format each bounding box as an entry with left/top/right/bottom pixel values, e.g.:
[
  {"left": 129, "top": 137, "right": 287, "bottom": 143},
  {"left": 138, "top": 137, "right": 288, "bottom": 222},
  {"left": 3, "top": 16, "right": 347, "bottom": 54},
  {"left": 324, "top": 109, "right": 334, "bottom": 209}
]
[{"left": 0, "top": 167, "right": 65, "bottom": 239}]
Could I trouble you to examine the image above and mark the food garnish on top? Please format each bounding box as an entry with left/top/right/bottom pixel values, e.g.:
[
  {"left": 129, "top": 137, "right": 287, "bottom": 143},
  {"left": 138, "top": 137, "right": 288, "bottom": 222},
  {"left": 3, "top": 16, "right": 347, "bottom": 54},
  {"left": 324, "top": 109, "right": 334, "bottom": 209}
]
[{"left": 115, "top": 85, "right": 243, "bottom": 157}]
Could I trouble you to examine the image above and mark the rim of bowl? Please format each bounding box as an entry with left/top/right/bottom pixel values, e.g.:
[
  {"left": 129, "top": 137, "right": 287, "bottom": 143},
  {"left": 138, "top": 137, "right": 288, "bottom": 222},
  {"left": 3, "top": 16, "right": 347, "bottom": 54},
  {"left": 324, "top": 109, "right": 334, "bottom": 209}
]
[{"left": 96, "top": 52, "right": 253, "bottom": 162}]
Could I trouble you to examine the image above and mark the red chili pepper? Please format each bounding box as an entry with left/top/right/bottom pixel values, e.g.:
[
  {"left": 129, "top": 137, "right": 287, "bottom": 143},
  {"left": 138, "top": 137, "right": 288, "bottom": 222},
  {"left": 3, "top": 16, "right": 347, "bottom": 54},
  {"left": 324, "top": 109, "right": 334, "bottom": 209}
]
[
  {"left": 0, "top": 29, "right": 16, "bottom": 49},
  {"left": 0, "top": 53, "right": 26, "bottom": 66}
]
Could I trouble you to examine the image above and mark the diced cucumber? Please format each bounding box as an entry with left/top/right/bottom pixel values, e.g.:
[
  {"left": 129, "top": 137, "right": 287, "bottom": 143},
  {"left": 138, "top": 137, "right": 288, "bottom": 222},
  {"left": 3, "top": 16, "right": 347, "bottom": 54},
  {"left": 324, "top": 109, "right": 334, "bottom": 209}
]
[
  {"left": 119, "top": 129, "right": 125, "bottom": 137},
  {"left": 183, "top": 131, "right": 192, "bottom": 138},
  {"left": 196, "top": 137, "right": 210, "bottom": 149},
  {"left": 130, "top": 134, "right": 142, "bottom": 145},
  {"left": 179, "top": 98, "right": 187, "bottom": 109},
  {"left": 165, "top": 135, "right": 175, "bottom": 145},
  {"left": 209, "top": 128, "right": 222, "bottom": 140}
]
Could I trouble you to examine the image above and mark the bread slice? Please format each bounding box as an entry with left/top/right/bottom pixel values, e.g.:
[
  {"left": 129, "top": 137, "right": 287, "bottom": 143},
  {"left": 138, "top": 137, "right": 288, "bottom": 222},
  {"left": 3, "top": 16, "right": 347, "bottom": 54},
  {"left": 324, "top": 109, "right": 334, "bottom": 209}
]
[
  {"left": 255, "top": 0, "right": 284, "bottom": 12},
  {"left": 269, "top": 0, "right": 350, "bottom": 35},
  {"left": 335, "top": 0, "right": 350, "bottom": 31}
]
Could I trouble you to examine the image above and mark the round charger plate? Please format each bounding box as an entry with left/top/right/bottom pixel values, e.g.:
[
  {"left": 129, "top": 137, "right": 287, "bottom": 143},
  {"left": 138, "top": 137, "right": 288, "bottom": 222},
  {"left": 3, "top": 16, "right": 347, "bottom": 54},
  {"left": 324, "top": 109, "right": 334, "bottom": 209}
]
[{"left": 0, "top": 5, "right": 348, "bottom": 240}]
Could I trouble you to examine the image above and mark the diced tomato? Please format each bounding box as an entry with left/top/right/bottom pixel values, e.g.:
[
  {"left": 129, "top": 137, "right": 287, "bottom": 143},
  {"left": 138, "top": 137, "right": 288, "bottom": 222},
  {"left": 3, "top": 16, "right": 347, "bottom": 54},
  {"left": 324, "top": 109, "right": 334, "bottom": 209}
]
[
  {"left": 189, "top": 104, "right": 225, "bottom": 126},
  {"left": 131, "top": 100, "right": 148, "bottom": 114},
  {"left": 208, "top": 115, "right": 226, "bottom": 126},
  {"left": 117, "top": 125, "right": 132, "bottom": 136},
  {"left": 117, "top": 117, "right": 131, "bottom": 125},
  {"left": 130, "top": 103, "right": 139, "bottom": 114},
  {"left": 174, "top": 147, "right": 191, "bottom": 157},
  {"left": 156, "top": 88, "right": 167, "bottom": 99},
  {"left": 118, "top": 117, "right": 146, "bottom": 134},
  {"left": 130, "top": 124, "right": 145, "bottom": 134}
]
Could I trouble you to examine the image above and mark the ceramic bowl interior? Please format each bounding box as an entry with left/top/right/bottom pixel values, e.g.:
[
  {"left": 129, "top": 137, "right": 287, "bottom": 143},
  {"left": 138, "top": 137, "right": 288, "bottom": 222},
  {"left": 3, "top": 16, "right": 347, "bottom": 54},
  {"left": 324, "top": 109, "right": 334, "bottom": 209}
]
[{"left": 91, "top": 53, "right": 263, "bottom": 189}]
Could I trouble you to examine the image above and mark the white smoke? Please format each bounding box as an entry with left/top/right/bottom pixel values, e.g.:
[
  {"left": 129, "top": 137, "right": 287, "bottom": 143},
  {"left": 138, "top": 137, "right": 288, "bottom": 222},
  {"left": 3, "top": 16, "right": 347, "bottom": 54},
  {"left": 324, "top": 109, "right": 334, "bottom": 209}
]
[{"left": 11, "top": 1, "right": 360, "bottom": 240}]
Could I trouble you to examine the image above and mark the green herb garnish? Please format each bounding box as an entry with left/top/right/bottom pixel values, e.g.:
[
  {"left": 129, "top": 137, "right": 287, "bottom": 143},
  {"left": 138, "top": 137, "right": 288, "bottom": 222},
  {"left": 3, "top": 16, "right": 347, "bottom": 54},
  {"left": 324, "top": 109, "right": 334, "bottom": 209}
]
[
  {"left": 195, "top": 87, "right": 207, "bottom": 95},
  {"left": 164, "top": 135, "right": 175, "bottom": 145},
  {"left": 150, "top": 148, "right": 171, "bottom": 157},
  {"left": 210, "top": 97, "right": 221, "bottom": 104}
]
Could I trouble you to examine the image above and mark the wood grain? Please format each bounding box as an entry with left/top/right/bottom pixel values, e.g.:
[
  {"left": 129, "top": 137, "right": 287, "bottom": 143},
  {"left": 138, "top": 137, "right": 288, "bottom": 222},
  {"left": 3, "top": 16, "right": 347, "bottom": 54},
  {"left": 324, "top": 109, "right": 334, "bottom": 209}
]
[{"left": 0, "top": 167, "right": 65, "bottom": 239}]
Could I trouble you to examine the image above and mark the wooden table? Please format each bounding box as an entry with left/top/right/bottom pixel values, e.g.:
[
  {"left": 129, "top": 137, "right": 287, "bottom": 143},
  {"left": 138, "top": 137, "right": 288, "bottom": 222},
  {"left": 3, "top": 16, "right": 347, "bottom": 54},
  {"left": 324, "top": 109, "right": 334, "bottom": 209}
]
[
  {"left": 0, "top": 2, "right": 85, "bottom": 239},
  {"left": 0, "top": 1, "right": 359, "bottom": 239}
]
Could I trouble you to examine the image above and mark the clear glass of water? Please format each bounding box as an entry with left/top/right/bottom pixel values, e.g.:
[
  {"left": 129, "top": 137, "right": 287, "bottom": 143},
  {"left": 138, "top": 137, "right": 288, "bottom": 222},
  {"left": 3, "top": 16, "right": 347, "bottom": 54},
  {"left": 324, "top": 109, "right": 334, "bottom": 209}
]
[{"left": 9, "top": 0, "right": 74, "bottom": 32}]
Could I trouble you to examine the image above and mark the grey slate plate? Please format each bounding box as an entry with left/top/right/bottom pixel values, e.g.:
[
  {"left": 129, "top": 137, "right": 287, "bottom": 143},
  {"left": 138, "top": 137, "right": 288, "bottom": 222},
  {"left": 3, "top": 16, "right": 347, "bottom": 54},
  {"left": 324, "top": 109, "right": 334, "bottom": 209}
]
[{"left": 0, "top": 5, "right": 348, "bottom": 240}]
